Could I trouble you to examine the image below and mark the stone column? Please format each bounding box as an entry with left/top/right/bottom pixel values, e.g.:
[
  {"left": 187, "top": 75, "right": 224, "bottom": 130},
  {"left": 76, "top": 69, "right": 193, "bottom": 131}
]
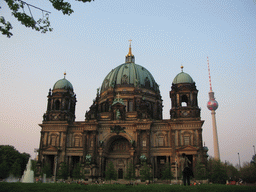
[
  {"left": 83, "top": 131, "right": 88, "bottom": 163},
  {"left": 154, "top": 156, "right": 158, "bottom": 178},
  {"left": 136, "top": 130, "right": 141, "bottom": 164},
  {"left": 146, "top": 130, "right": 150, "bottom": 159},
  {"left": 92, "top": 131, "right": 97, "bottom": 164}
]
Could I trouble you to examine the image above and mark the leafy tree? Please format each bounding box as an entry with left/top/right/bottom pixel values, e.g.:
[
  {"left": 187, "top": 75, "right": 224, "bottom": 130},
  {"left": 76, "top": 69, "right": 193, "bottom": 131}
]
[
  {"left": 161, "top": 162, "right": 173, "bottom": 182},
  {"left": 72, "top": 163, "right": 83, "bottom": 180},
  {"left": 194, "top": 159, "right": 207, "bottom": 180},
  {"left": 207, "top": 158, "right": 228, "bottom": 184},
  {"left": 140, "top": 162, "right": 152, "bottom": 182},
  {"left": 1, "top": 0, "right": 94, "bottom": 38},
  {"left": 224, "top": 161, "right": 239, "bottom": 181},
  {"left": 125, "top": 162, "right": 135, "bottom": 181},
  {"left": 10, "top": 160, "right": 22, "bottom": 178},
  {"left": 58, "top": 162, "right": 69, "bottom": 180},
  {"left": 42, "top": 162, "right": 52, "bottom": 178},
  {"left": 0, "top": 161, "right": 10, "bottom": 179},
  {"left": 105, "top": 161, "right": 117, "bottom": 184},
  {"left": 240, "top": 161, "right": 256, "bottom": 183},
  {"left": 0, "top": 145, "right": 30, "bottom": 179}
]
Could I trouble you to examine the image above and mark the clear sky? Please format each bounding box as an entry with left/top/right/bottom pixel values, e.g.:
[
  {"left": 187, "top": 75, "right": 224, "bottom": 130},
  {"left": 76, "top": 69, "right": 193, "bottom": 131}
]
[{"left": 1, "top": 0, "right": 255, "bottom": 166}]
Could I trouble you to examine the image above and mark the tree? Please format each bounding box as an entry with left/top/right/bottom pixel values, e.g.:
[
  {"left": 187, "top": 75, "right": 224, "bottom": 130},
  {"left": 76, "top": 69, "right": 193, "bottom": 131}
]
[
  {"left": 194, "top": 159, "right": 207, "bottom": 180},
  {"left": 207, "top": 158, "right": 228, "bottom": 184},
  {"left": 0, "top": 145, "right": 30, "bottom": 179},
  {"left": 72, "top": 163, "right": 83, "bottom": 180},
  {"left": 1, "top": 0, "right": 94, "bottom": 38},
  {"left": 105, "top": 161, "right": 117, "bottom": 184},
  {"left": 161, "top": 162, "right": 173, "bottom": 183},
  {"left": 125, "top": 162, "right": 135, "bottom": 181},
  {"left": 140, "top": 162, "right": 152, "bottom": 182},
  {"left": 0, "top": 161, "right": 10, "bottom": 179},
  {"left": 240, "top": 161, "right": 256, "bottom": 183},
  {"left": 10, "top": 160, "right": 22, "bottom": 178},
  {"left": 58, "top": 162, "right": 69, "bottom": 180},
  {"left": 224, "top": 161, "right": 239, "bottom": 181},
  {"left": 42, "top": 162, "right": 52, "bottom": 178}
]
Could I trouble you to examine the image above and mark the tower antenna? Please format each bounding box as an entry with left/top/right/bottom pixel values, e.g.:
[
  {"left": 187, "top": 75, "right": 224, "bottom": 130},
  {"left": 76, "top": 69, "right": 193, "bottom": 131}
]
[{"left": 207, "top": 57, "right": 213, "bottom": 92}]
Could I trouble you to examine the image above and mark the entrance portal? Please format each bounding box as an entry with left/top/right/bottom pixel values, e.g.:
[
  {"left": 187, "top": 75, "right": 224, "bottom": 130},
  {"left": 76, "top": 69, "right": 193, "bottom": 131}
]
[{"left": 118, "top": 168, "right": 123, "bottom": 179}]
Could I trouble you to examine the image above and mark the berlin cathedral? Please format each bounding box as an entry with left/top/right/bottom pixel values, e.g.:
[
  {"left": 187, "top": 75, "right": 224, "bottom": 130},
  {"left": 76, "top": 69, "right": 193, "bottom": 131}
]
[{"left": 37, "top": 43, "right": 208, "bottom": 180}]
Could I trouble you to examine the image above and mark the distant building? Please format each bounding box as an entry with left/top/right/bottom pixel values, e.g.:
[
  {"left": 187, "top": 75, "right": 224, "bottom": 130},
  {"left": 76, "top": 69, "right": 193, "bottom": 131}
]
[{"left": 37, "top": 44, "right": 208, "bottom": 180}]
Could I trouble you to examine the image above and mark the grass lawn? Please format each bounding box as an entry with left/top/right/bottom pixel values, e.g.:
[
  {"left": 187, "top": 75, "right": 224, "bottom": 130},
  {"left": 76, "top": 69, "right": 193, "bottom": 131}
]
[{"left": 0, "top": 182, "right": 255, "bottom": 192}]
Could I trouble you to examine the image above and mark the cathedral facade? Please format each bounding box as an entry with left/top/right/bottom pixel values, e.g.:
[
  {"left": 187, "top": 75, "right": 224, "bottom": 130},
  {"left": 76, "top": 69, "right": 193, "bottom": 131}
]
[{"left": 37, "top": 45, "right": 208, "bottom": 180}]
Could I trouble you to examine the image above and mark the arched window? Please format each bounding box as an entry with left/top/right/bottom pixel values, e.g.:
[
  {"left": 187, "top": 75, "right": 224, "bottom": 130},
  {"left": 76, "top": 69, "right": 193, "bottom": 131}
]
[
  {"left": 55, "top": 100, "right": 60, "bottom": 110},
  {"left": 181, "top": 95, "right": 188, "bottom": 107},
  {"left": 64, "top": 98, "right": 69, "bottom": 110}
]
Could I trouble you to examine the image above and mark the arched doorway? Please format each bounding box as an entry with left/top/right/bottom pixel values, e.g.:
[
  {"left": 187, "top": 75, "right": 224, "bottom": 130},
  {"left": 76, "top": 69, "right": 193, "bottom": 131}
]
[
  {"left": 118, "top": 168, "right": 123, "bottom": 179},
  {"left": 104, "top": 135, "right": 132, "bottom": 179}
]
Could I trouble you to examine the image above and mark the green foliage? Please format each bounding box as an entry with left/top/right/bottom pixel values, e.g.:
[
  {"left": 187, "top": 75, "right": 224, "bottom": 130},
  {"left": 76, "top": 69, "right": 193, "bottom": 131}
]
[
  {"left": 2, "top": 0, "right": 94, "bottom": 38},
  {"left": 1, "top": 182, "right": 256, "bottom": 192},
  {"left": 224, "top": 161, "right": 239, "bottom": 180},
  {"left": 0, "top": 145, "right": 30, "bottom": 179},
  {"left": 161, "top": 162, "right": 173, "bottom": 182},
  {"left": 0, "top": 161, "right": 10, "bottom": 179},
  {"left": 105, "top": 161, "right": 117, "bottom": 183},
  {"left": 125, "top": 162, "right": 135, "bottom": 180},
  {"left": 140, "top": 162, "right": 152, "bottom": 181},
  {"left": 240, "top": 161, "right": 256, "bottom": 183},
  {"left": 207, "top": 158, "right": 228, "bottom": 184},
  {"left": 0, "top": 17, "right": 13, "bottom": 37},
  {"left": 194, "top": 159, "right": 207, "bottom": 180},
  {"left": 10, "top": 160, "right": 22, "bottom": 177},
  {"left": 58, "top": 162, "right": 69, "bottom": 180},
  {"left": 72, "top": 163, "right": 83, "bottom": 180},
  {"left": 42, "top": 162, "right": 52, "bottom": 178}
]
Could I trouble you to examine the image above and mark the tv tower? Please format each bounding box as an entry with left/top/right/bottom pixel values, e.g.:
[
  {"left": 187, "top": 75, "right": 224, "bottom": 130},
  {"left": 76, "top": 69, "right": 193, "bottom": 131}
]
[{"left": 207, "top": 57, "right": 220, "bottom": 160}]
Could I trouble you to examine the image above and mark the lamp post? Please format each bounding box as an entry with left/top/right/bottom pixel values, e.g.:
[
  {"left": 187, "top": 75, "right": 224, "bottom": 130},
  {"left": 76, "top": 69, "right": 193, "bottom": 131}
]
[
  {"left": 238, "top": 153, "right": 241, "bottom": 170},
  {"left": 253, "top": 145, "right": 255, "bottom": 156}
]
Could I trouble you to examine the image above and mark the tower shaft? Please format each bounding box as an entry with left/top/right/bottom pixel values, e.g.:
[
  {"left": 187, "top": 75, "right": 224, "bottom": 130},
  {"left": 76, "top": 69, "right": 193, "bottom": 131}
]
[{"left": 211, "top": 110, "right": 220, "bottom": 160}]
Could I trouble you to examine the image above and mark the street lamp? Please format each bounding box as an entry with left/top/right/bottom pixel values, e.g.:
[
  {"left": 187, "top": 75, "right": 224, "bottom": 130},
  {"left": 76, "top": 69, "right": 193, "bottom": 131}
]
[
  {"left": 238, "top": 153, "right": 241, "bottom": 170},
  {"left": 253, "top": 145, "right": 255, "bottom": 156}
]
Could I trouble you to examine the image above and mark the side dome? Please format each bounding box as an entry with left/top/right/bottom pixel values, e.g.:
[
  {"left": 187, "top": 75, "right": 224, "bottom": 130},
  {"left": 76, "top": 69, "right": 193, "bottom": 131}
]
[
  {"left": 53, "top": 78, "right": 73, "bottom": 91},
  {"left": 172, "top": 70, "right": 194, "bottom": 84},
  {"left": 101, "top": 62, "right": 159, "bottom": 93}
]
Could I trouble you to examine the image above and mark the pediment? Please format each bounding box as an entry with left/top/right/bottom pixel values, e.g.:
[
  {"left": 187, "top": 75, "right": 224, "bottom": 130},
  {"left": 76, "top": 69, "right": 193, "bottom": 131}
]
[
  {"left": 43, "top": 145, "right": 59, "bottom": 151},
  {"left": 177, "top": 145, "right": 199, "bottom": 151}
]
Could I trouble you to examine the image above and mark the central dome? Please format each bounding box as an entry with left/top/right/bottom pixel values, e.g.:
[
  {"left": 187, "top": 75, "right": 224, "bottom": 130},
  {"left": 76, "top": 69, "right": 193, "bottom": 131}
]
[
  {"left": 100, "top": 43, "right": 159, "bottom": 94},
  {"left": 100, "top": 62, "right": 159, "bottom": 93}
]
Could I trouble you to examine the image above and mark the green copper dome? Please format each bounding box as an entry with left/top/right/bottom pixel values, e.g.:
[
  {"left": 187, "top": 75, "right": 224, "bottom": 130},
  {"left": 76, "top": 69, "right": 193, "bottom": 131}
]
[
  {"left": 172, "top": 72, "right": 194, "bottom": 84},
  {"left": 101, "top": 62, "right": 159, "bottom": 93},
  {"left": 53, "top": 78, "right": 73, "bottom": 91}
]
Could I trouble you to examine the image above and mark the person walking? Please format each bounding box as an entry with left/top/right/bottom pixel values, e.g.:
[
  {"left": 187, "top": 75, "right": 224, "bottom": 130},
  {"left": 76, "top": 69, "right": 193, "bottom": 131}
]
[{"left": 180, "top": 153, "right": 192, "bottom": 186}]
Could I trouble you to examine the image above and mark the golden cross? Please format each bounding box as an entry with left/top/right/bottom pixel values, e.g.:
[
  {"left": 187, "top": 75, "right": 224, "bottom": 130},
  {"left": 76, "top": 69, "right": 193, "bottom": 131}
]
[{"left": 128, "top": 39, "right": 132, "bottom": 45}]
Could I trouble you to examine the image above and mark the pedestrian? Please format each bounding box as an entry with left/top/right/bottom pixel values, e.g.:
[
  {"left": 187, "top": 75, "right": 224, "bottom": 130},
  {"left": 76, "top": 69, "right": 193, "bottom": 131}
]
[{"left": 180, "top": 153, "right": 192, "bottom": 186}]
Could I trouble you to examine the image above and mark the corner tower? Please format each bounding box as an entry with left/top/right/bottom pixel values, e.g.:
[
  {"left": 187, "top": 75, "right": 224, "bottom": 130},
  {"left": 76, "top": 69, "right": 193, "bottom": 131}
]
[
  {"left": 43, "top": 73, "right": 76, "bottom": 122},
  {"left": 170, "top": 66, "right": 200, "bottom": 120}
]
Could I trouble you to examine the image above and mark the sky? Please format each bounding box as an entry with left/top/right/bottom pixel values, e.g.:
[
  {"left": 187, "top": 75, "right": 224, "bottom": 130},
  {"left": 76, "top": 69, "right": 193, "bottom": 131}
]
[{"left": 1, "top": 0, "right": 255, "bottom": 166}]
